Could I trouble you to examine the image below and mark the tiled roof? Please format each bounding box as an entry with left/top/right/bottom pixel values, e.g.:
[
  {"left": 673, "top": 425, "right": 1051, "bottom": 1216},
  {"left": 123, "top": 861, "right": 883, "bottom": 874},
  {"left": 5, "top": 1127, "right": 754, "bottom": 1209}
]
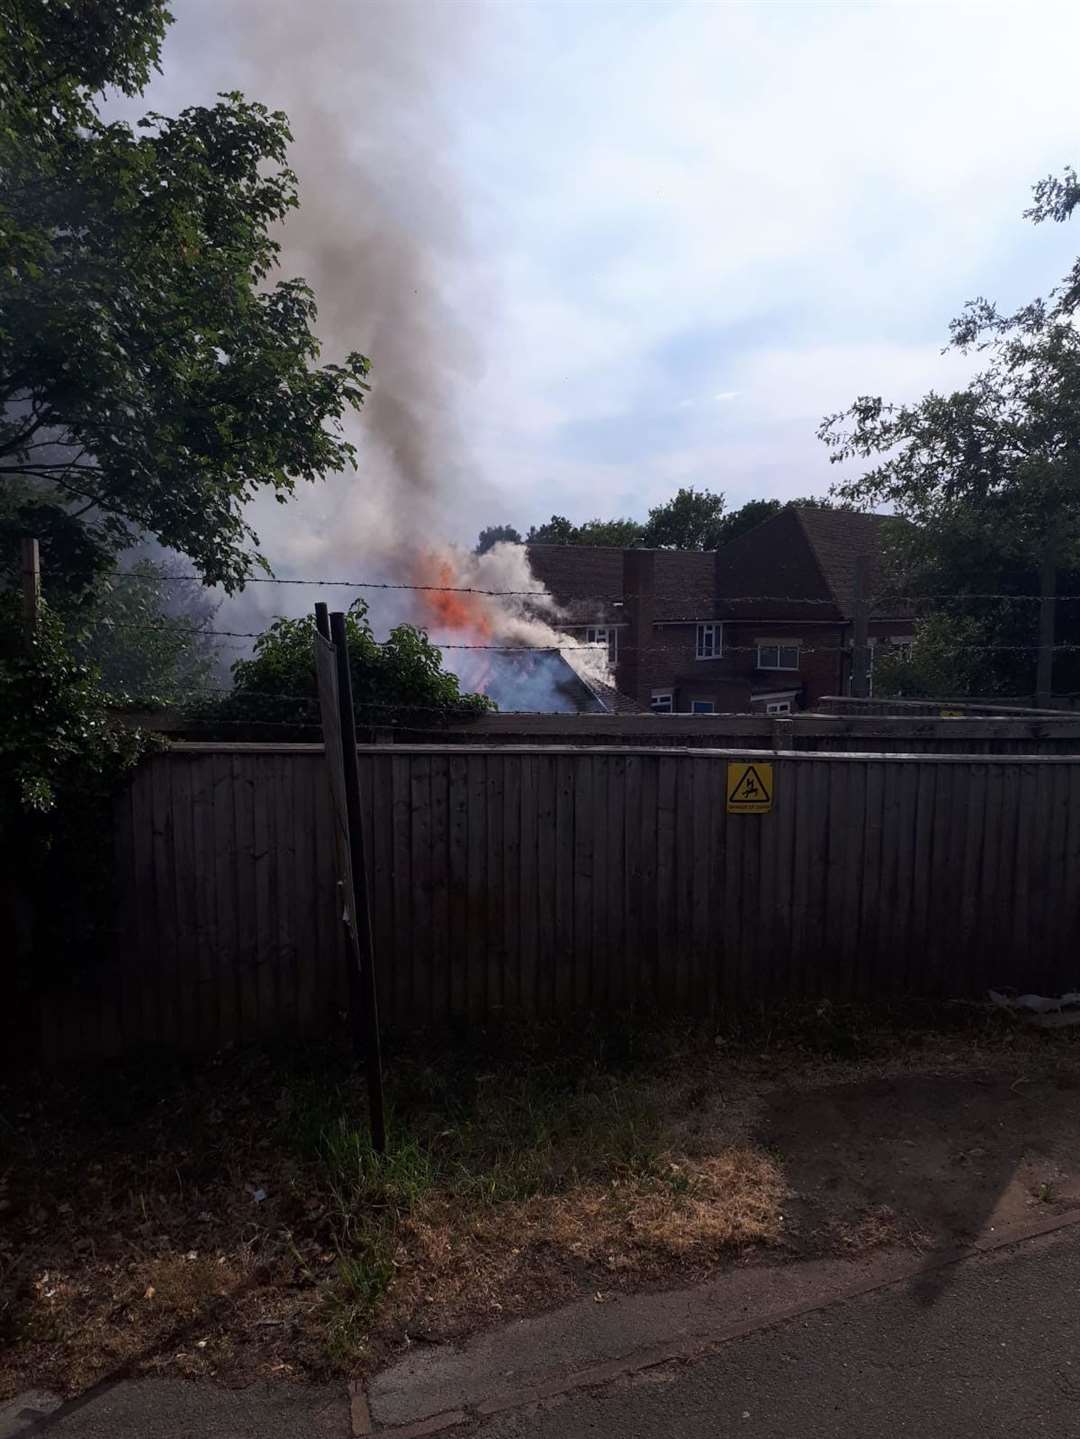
[
  {"left": 713, "top": 507, "right": 835, "bottom": 619},
  {"left": 525, "top": 544, "right": 624, "bottom": 623},
  {"left": 585, "top": 677, "right": 649, "bottom": 714},
  {"left": 714, "top": 506, "right": 908, "bottom": 621},
  {"left": 795, "top": 508, "right": 907, "bottom": 618}
]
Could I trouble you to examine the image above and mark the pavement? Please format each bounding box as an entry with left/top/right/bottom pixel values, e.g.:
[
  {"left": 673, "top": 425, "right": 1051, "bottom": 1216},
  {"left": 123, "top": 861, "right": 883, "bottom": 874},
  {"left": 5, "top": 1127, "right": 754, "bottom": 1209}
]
[{"left": 5, "top": 1213, "right": 1080, "bottom": 1439}]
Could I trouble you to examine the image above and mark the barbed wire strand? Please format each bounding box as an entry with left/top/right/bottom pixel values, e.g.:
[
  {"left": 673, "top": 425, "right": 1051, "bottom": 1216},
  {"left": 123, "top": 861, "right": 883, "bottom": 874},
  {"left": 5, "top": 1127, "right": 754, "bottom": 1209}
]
[{"left": 102, "top": 568, "right": 1080, "bottom": 606}]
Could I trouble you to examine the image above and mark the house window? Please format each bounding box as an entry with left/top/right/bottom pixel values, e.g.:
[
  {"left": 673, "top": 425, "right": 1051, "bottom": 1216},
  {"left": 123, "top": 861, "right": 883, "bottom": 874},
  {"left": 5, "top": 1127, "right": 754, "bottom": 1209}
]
[
  {"left": 585, "top": 626, "right": 617, "bottom": 663},
  {"left": 691, "top": 700, "right": 716, "bottom": 714},
  {"left": 766, "top": 700, "right": 792, "bottom": 715},
  {"left": 650, "top": 689, "right": 674, "bottom": 713},
  {"left": 757, "top": 642, "right": 800, "bottom": 670},
  {"left": 696, "top": 623, "right": 721, "bottom": 660}
]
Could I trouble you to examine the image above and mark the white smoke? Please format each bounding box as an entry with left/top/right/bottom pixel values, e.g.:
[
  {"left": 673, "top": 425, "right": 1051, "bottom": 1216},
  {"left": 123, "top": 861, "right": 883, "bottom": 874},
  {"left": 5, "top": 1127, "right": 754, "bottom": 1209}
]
[{"left": 415, "top": 542, "right": 614, "bottom": 691}]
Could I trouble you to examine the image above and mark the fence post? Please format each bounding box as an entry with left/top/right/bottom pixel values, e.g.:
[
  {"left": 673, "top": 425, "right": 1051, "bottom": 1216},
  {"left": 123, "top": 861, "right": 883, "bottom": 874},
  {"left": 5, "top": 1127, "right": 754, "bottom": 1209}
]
[
  {"left": 328, "top": 609, "right": 386, "bottom": 1153},
  {"left": 1036, "top": 531, "right": 1057, "bottom": 709},
  {"left": 20, "top": 537, "right": 41, "bottom": 644},
  {"left": 851, "top": 555, "right": 871, "bottom": 699}
]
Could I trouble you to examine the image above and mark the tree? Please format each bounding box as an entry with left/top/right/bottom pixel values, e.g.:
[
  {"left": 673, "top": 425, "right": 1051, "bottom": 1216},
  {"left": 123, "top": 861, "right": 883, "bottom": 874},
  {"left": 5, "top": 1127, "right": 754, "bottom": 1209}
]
[
  {"left": 475, "top": 524, "right": 522, "bottom": 554},
  {"left": 0, "top": 2, "right": 369, "bottom": 593},
  {"left": 73, "top": 557, "right": 222, "bottom": 705},
  {"left": 526, "top": 514, "right": 644, "bottom": 547},
  {"left": 195, "top": 599, "right": 493, "bottom": 734},
  {"left": 820, "top": 172, "right": 1080, "bottom": 703},
  {"left": 641, "top": 486, "right": 725, "bottom": 549}
]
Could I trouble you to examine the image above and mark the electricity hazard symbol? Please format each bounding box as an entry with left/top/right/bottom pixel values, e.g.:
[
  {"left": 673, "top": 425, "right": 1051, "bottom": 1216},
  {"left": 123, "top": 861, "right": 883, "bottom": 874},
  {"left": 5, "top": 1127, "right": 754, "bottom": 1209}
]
[{"left": 726, "top": 761, "right": 774, "bottom": 814}]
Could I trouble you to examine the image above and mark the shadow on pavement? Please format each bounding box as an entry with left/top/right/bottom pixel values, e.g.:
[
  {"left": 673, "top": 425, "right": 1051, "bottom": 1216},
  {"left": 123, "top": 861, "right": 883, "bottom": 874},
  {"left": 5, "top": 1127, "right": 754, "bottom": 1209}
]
[{"left": 759, "top": 1068, "right": 1080, "bottom": 1306}]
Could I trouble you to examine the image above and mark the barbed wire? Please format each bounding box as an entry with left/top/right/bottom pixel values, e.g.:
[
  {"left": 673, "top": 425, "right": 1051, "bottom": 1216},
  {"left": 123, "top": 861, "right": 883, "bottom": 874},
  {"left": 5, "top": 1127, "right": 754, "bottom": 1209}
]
[
  {"left": 102, "top": 566, "right": 1080, "bottom": 606},
  {"left": 98, "top": 620, "right": 1080, "bottom": 657}
]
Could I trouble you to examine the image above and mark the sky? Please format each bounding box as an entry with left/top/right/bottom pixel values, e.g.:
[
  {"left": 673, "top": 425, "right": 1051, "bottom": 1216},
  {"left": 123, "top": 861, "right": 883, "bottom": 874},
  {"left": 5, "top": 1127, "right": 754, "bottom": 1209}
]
[{"left": 140, "top": 0, "right": 1080, "bottom": 622}]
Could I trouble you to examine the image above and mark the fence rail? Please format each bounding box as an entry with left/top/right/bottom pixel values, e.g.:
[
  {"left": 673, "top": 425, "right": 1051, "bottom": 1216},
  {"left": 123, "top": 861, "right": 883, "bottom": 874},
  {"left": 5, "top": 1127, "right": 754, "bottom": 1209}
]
[{"left": 39, "top": 744, "right": 1080, "bottom": 1059}]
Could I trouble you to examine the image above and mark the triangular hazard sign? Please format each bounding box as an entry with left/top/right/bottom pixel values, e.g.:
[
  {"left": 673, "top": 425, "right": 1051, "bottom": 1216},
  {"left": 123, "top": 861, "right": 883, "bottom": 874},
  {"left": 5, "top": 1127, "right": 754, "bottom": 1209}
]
[{"left": 727, "top": 763, "right": 772, "bottom": 807}]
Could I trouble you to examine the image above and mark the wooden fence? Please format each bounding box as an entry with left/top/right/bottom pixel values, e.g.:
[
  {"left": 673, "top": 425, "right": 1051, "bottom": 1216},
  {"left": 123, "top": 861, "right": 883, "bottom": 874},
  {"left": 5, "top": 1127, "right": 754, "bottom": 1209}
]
[{"left": 39, "top": 743, "right": 1080, "bottom": 1059}]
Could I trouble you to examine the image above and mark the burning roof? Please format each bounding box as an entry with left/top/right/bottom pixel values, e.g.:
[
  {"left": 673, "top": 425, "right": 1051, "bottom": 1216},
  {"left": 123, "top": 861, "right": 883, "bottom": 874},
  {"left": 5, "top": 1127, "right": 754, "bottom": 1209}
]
[{"left": 410, "top": 543, "right": 616, "bottom": 714}]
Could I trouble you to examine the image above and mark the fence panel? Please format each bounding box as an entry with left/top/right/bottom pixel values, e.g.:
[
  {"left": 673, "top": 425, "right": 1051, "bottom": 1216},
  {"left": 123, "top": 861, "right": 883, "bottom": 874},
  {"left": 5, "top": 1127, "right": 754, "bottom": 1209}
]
[{"left": 37, "top": 744, "right": 1080, "bottom": 1059}]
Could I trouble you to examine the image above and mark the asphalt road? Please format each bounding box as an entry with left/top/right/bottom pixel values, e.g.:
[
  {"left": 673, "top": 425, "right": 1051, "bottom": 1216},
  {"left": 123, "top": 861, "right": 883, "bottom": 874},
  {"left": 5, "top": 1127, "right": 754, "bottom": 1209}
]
[{"left": 477, "top": 1229, "right": 1080, "bottom": 1439}]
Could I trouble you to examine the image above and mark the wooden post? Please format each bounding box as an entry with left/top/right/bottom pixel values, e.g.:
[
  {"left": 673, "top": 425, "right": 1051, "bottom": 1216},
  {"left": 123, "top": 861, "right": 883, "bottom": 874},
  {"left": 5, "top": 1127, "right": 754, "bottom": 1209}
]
[
  {"left": 20, "top": 537, "right": 41, "bottom": 643},
  {"left": 329, "top": 609, "right": 386, "bottom": 1153},
  {"left": 851, "top": 554, "right": 870, "bottom": 699},
  {"left": 1035, "top": 533, "right": 1057, "bottom": 709}
]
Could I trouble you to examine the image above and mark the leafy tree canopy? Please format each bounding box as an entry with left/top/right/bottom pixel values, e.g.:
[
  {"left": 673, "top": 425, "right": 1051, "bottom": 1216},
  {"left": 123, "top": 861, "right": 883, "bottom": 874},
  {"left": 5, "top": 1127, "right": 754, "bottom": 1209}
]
[
  {"left": 194, "top": 599, "right": 493, "bottom": 735},
  {"left": 820, "top": 166, "right": 1080, "bottom": 698},
  {"left": 641, "top": 486, "right": 725, "bottom": 550},
  {"left": 0, "top": 0, "right": 369, "bottom": 592},
  {"left": 475, "top": 524, "right": 522, "bottom": 554},
  {"left": 526, "top": 514, "right": 646, "bottom": 547},
  {"left": 514, "top": 491, "right": 837, "bottom": 551}
]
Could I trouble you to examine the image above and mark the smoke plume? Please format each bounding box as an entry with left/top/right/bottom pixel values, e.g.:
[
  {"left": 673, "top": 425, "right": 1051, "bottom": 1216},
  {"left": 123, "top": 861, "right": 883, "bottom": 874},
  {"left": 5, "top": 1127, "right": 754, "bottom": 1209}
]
[{"left": 155, "top": 2, "right": 599, "bottom": 705}]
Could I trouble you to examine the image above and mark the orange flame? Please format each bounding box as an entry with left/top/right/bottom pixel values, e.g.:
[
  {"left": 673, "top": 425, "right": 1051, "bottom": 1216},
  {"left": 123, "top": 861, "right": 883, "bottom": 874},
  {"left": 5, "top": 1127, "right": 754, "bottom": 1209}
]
[{"left": 413, "top": 549, "right": 494, "bottom": 639}]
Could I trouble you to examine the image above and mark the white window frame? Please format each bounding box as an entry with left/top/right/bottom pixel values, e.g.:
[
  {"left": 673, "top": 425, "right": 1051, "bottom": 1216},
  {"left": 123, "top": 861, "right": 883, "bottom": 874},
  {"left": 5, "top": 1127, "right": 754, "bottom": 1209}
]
[
  {"left": 695, "top": 622, "right": 721, "bottom": 660},
  {"left": 584, "top": 625, "right": 618, "bottom": 663},
  {"left": 650, "top": 689, "right": 674, "bottom": 713},
  {"left": 756, "top": 640, "right": 801, "bottom": 671},
  {"left": 766, "top": 700, "right": 792, "bottom": 715},
  {"left": 690, "top": 699, "right": 716, "bottom": 714}
]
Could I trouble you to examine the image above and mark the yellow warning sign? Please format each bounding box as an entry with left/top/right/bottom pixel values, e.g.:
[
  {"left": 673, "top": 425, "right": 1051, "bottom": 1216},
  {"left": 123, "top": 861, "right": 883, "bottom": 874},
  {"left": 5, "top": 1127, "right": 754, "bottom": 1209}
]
[{"left": 726, "top": 761, "right": 773, "bottom": 814}]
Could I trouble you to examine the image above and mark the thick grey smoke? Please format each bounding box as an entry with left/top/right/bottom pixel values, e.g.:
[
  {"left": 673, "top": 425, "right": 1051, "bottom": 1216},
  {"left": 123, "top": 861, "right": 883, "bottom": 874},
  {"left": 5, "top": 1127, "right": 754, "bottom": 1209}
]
[{"left": 153, "top": 0, "right": 501, "bottom": 632}]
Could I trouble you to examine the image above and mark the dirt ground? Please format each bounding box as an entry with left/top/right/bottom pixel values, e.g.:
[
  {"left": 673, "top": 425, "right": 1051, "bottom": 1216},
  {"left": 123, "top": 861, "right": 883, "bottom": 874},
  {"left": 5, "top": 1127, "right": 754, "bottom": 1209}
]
[{"left": 3, "top": 1006, "right": 1079, "bottom": 1402}]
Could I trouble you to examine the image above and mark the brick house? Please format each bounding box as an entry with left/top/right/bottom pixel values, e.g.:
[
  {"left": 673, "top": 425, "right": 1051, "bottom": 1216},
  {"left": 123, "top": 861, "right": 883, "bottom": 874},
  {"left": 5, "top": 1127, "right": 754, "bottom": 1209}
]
[{"left": 527, "top": 506, "right": 914, "bottom": 714}]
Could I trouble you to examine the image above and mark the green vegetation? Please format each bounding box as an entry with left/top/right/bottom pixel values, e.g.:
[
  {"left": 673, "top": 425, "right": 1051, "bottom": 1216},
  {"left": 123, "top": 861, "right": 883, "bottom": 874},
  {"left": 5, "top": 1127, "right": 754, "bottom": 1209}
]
[
  {"left": 190, "top": 598, "right": 492, "bottom": 734},
  {"left": 821, "top": 167, "right": 1080, "bottom": 700},
  {"left": 513, "top": 490, "right": 842, "bottom": 552}
]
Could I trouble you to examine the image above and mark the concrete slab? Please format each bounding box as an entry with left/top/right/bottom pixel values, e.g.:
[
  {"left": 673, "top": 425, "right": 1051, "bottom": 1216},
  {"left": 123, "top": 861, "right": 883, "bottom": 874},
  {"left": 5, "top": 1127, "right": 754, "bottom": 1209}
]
[
  {"left": 0, "top": 1390, "right": 62, "bottom": 1438},
  {"left": 0, "top": 1378, "right": 349, "bottom": 1438}
]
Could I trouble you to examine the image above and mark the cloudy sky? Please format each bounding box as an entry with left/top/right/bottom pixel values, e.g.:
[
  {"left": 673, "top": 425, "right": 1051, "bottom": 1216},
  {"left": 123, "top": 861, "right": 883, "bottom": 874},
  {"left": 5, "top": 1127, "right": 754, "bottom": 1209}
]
[{"left": 144, "top": 0, "right": 1080, "bottom": 602}]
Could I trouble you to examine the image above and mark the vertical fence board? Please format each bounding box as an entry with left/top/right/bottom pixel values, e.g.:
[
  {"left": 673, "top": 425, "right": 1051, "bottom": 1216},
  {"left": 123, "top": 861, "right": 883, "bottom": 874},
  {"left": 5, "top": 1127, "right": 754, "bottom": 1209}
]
[
  {"left": 518, "top": 754, "right": 539, "bottom": 1014},
  {"left": 210, "top": 754, "right": 238, "bottom": 1045},
  {"left": 448, "top": 754, "right": 469, "bottom": 1018},
  {"left": 655, "top": 757, "right": 676, "bottom": 1005},
  {"left": 252, "top": 757, "right": 278, "bottom": 1037},
  {"left": 391, "top": 753, "right": 414, "bottom": 1020},
  {"left": 535, "top": 755, "right": 557, "bottom": 1014},
  {"left": 169, "top": 758, "right": 197, "bottom": 1048},
  {"left": 409, "top": 755, "right": 433, "bottom": 1024},
  {"left": 572, "top": 755, "right": 594, "bottom": 1010},
  {"left": 467, "top": 754, "right": 488, "bottom": 1020},
  {"left": 272, "top": 753, "right": 297, "bottom": 1037},
  {"left": 429, "top": 754, "right": 451, "bottom": 1020},
  {"left": 486, "top": 754, "right": 506, "bottom": 1015},
  {"left": 502, "top": 755, "right": 521, "bottom": 1013},
  {"left": 623, "top": 755, "right": 643, "bottom": 1005},
  {"left": 606, "top": 755, "right": 628, "bottom": 1009}
]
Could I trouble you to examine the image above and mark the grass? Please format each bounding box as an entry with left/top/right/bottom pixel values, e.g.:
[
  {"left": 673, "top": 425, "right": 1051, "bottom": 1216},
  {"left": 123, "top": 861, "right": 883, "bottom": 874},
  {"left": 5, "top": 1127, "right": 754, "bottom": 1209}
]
[{"left": 4, "top": 1001, "right": 1077, "bottom": 1396}]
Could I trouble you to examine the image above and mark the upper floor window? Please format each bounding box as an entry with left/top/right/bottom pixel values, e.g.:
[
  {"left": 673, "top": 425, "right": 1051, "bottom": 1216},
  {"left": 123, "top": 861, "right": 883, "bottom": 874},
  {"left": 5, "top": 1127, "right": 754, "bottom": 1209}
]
[
  {"left": 696, "top": 623, "right": 721, "bottom": 660},
  {"left": 650, "top": 689, "right": 674, "bottom": 713},
  {"left": 691, "top": 699, "right": 716, "bottom": 714},
  {"left": 585, "top": 626, "right": 618, "bottom": 663},
  {"left": 757, "top": 641, "right": 800, "bottom": 670}
]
